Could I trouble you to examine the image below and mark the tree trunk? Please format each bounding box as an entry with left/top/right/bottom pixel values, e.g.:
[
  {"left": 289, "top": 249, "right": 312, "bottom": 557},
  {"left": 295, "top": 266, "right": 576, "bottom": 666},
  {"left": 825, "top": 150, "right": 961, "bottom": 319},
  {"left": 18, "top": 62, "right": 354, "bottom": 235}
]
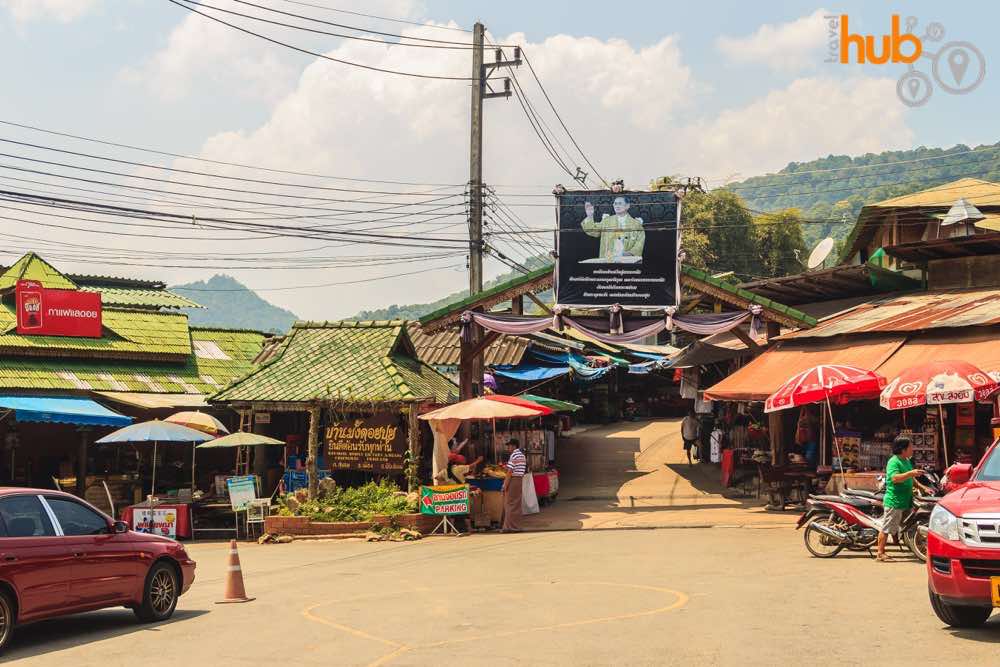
[{"left": 306, "top": 404, "right": 321, "bottom": 499}]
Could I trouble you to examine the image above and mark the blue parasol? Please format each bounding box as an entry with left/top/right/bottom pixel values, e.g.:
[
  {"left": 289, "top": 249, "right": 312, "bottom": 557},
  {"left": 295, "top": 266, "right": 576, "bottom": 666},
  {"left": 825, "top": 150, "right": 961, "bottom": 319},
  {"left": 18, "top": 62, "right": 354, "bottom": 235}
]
[{"left": 97, "top": 420, "right": 213, "bottom": 498}]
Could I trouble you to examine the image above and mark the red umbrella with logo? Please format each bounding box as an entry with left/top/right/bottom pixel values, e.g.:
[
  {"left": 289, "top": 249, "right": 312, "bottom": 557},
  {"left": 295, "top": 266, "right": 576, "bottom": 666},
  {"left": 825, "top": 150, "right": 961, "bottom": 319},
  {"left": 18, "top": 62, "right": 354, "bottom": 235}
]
[
  {"left": 766, "top": 365, "right": 886, "bottom": 470},
  {"left": 880, "top": 360, "right": 1000, "bottom": 467}
]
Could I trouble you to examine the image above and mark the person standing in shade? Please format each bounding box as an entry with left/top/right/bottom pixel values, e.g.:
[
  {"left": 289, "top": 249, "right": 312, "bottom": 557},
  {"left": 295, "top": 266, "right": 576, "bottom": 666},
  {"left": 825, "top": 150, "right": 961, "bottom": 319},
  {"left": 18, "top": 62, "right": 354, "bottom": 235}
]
[
  {"left": 681, "top": 410, "right": 700, "bottom": 465},
  {"left": 501, "top": 438, "right": 526, "bottom": 533},
  {"left": 876, "top": 436, "right": 930, "bottom": 562}
]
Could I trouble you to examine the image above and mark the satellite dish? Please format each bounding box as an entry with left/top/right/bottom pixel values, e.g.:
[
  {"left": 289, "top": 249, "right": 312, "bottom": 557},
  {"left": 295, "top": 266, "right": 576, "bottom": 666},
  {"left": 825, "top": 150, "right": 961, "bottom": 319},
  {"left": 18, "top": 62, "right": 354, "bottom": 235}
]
[{"left": 807, "top": 237, "right": 834, "bottom": 269}]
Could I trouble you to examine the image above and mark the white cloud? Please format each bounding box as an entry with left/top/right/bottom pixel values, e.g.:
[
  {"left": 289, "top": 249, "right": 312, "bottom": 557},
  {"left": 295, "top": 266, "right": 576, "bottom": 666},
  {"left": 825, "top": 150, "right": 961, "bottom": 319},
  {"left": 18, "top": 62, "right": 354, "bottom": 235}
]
[
  {"left": 1, "top": 0, "right": 99, "bottom": 23},
  {"left": 684, "top": 76, "right": 912, "bottom": 181},
  {"left": 108, "top": 21, "right": 912, "bottom": 319},
  {"left": 716, "top": 9, "right": 828, "bottom": 72}
]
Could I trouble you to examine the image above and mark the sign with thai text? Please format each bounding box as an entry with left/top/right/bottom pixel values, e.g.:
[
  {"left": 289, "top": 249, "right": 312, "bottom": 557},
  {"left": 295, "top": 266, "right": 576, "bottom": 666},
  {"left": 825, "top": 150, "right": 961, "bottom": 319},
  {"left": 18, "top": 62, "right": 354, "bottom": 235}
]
[
  {"left": 16, "top": 280, "right": 102, "bottom": 338},
  {"left": 226, "top": 475, "right": 258, "bottom": 511},
  {"left": 132, "top": 508, "right": 177, "bottom": 538},
  {"left": 325, "top": 413, "right": 406, "bottom": 472},
  {"left": 420, "top": 484, "right": 471, "bottom": 515},
  {"left": 556, "top": 190, "right": 680, "bottom": 308}
]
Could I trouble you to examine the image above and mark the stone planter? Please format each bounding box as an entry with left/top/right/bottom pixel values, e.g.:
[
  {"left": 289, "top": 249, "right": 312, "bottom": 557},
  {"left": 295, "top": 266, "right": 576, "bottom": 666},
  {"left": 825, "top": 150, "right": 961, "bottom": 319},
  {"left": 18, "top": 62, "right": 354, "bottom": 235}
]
[{"left": 264, "top": 513, "right": 440, "bottom": 537}]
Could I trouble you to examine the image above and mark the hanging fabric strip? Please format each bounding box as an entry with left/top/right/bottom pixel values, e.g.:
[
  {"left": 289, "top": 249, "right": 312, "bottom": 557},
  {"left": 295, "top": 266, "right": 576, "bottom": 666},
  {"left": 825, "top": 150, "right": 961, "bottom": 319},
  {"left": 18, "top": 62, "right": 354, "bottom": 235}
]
[{"left": 462, "top": 308, "right": 758, "bottom": 343}]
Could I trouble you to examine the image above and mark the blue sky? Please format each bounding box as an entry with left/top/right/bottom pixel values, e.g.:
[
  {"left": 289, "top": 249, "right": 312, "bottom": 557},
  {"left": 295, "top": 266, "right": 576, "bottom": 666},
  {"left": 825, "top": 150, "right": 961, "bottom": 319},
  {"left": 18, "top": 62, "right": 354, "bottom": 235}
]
[{"left": 0, "top": 1, "right": 996, "bottom": 317}]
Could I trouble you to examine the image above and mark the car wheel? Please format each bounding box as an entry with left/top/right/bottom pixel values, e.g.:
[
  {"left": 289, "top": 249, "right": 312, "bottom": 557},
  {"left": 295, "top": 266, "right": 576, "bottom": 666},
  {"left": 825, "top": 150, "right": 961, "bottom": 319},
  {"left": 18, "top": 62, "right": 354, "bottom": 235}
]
[
  {"left": 0, "top": 590, "right": 14, "bottom": 654},
  {"left": 134, "top": 562, "right": 179, "bottom": 623},
  {"left": 929, "top": 588, "right": 992, "bottom": 628}
]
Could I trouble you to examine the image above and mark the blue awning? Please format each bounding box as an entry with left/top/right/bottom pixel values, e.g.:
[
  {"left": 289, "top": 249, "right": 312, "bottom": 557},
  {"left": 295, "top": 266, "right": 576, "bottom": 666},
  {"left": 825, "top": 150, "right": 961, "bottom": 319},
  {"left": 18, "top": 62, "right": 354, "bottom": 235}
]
[
  {"left": 0, "top": 396, "right": 133, "bottom": 427},
  {"left": 494, "top": 365, "right": 571, "bottom": 382}
]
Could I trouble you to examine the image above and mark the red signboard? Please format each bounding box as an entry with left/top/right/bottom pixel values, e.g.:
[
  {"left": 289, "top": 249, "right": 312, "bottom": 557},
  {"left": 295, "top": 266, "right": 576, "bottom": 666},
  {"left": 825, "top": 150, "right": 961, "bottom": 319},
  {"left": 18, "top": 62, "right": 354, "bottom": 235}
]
[{"left": 16, "top": 280, "right": 102, "bottom": 338}]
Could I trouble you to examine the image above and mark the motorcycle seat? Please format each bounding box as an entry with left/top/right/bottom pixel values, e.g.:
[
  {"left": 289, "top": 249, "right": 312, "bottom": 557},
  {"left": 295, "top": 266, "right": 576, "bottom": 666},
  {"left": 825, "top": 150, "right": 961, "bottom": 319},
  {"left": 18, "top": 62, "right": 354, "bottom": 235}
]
[
  {"left": 843, "top": 489, "right": 883, "bottom": 501},
  {"left": 810, "top": 494, "right": 876, "bottom": 509}
]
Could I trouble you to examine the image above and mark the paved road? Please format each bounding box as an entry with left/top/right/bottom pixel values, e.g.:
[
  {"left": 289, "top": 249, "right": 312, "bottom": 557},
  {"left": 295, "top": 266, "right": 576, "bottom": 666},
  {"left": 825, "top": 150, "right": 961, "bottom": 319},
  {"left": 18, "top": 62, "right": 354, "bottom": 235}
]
[
  {"left": 525, "top": 420, "right": 797, "bottom": 530},
  {"left": 7, "top": 529, "right": 1000, "bottom": 666}
]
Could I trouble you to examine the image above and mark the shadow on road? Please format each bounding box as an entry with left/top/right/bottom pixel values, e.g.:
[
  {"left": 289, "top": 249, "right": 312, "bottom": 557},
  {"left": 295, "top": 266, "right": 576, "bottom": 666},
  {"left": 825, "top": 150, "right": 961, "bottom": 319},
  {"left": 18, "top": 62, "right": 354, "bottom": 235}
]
[
  {"left": 4, "top": 608, "right": 209, "bottom": 660},
  {"left": 948, "top": 616, "right": 1000, "bottom": 641}
]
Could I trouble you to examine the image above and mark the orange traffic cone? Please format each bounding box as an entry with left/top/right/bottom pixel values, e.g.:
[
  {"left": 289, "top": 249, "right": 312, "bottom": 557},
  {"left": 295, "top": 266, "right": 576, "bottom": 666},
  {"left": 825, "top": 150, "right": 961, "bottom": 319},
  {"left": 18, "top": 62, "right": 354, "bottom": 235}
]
[{"left": 216, "top": 539, "right": 255, "bottom": 604}]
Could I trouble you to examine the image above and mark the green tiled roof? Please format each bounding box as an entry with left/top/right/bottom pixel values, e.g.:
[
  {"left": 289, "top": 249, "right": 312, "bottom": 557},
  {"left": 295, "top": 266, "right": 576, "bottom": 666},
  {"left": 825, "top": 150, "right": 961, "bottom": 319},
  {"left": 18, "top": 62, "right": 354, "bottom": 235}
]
[
  {"left": 681, "top": 266, "right": 817, "bottom": 327},
  {"left": 213, "top": 320, "right": 456, "bottom": 404},
  {"left": 0, "top": 305, "right": 193, "bottom": 357},
  {"left": 0, "top": 253, "right": 77, "bottom": 291},
  {"left": 419, "top": 265, "right": 553, "bottom": 326},
  {"left": 0, "top": 329, "right": 266, "bottom": 394},
  {"left": 81, "top": 287, "right": 203, "bottom": 310}
]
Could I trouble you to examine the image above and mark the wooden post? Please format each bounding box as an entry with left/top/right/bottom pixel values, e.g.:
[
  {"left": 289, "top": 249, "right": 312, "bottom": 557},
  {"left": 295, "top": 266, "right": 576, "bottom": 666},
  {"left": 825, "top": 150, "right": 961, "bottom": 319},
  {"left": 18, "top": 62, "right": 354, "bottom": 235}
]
[
  {"left": 407, "top": 404, "right": 421, "bottom": 492},
  {"left": 765, "top": 321, "right": 781, "bottom": 343},
  {"left": 306, "top": 404, "right": 321, "bottom": 499},
  {"left": 511, "top": 294, "right": 524, "bottom": 315},
  {"left": 768, "top": 411, "right": 783, "bottom": 466},
  {"left": 76, "top": 427, "right": 89, "bottom": 497}
]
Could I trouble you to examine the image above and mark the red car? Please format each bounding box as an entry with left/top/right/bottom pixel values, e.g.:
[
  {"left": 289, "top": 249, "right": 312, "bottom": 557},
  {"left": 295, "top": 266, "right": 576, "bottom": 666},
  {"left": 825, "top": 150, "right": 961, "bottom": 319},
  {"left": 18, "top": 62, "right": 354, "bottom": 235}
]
[
  {"left": 0, "top": 488, "right": 195, "bottom": 653},
  {"left": 928, "top": 440, "right": 1000, "bottom": 627}
]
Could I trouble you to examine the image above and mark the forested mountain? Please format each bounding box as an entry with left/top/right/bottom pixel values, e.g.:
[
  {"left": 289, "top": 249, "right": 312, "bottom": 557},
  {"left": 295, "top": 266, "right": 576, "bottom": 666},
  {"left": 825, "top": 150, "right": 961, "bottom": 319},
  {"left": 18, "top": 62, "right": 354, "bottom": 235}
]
[
  {"left": 172, "top": 275, "right": 299, "bottom": 334},
  {"left": 722, "top": 142, "right": 1000, "bottom": 247}
]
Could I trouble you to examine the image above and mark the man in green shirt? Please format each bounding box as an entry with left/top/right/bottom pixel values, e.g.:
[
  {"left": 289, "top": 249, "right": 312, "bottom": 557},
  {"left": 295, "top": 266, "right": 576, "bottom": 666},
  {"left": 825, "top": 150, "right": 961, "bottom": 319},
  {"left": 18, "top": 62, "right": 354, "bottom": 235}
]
[{"left": 876, "top": 436, "right": 930, "bottom": 562}]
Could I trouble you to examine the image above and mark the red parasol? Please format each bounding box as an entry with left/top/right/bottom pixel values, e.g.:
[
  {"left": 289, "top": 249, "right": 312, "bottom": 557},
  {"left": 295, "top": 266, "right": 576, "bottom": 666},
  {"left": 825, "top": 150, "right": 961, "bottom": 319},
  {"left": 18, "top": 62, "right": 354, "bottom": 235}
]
[
  {"left": 880, "top": 360, "right": 1000, "bottom": 468},
  {"left": 765, "top": 364, "right": 886, "bottom": 413},
  {"left": 880, "top": 360, "right": 999, "bottom": 410}
]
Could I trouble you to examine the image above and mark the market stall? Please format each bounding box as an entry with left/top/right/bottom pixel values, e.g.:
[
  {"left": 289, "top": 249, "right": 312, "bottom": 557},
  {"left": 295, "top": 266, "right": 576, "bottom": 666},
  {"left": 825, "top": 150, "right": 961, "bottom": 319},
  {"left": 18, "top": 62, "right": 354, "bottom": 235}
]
[{"left": 418, "top": 395, "right": 554, "bottom": 529}]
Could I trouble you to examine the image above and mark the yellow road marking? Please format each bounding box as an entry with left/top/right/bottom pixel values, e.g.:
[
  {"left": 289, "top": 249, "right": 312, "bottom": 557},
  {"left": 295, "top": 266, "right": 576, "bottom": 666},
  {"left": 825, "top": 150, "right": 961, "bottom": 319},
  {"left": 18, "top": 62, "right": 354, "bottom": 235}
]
[{"left": 301, "top": 580, "right": 689, "bottom": 667}]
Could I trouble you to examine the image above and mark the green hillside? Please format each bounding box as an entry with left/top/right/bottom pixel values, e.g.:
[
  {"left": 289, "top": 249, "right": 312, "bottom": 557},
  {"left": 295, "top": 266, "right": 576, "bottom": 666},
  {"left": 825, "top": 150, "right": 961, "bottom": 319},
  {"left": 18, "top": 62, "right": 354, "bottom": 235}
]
[
  {"left": 722, "top": 142, "right": 1000, "bottom": 247},
  {"left": 172, "top": 274, "right": 298, "bottom": 334},
  {"left": 354, "top": 256, "right": 554, "bottom": 321}
]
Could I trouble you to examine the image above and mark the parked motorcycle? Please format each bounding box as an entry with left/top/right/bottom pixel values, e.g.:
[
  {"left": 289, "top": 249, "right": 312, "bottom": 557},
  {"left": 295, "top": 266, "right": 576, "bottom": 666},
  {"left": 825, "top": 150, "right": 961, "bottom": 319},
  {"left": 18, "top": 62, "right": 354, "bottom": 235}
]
[
  {"left": 798, "top": 471, "right": 941, "bottom": 559},
  {"left": 797, "top": 495, "right": 884, "bottom": 557}
]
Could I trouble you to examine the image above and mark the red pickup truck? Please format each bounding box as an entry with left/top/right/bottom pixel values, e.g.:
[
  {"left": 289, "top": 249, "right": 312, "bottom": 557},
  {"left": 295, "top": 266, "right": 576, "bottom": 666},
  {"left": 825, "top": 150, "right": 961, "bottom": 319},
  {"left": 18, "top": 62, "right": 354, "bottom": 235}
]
[{"left": 927, "top": 440, "right": 1000, "bottom": 627}]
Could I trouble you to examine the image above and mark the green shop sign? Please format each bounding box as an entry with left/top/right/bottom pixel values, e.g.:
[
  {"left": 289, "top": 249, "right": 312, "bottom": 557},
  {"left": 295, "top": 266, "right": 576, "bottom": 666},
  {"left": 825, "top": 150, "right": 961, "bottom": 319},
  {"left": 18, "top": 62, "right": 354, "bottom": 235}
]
[{"left": 420, "top": 484, "right": 471, "bottom": 516}]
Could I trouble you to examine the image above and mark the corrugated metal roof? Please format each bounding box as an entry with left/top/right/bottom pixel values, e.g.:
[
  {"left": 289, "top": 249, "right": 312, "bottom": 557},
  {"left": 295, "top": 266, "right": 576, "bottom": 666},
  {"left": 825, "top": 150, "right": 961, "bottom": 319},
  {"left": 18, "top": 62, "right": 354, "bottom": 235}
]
[
  {"left": 406, "top": 322, "right": 528, "bottom": 367},
  {"left": 872, "top": 178, "right": 1000, "bottom": 208},
  {"left": 780, "top": 287, "right": 1000, "bottom": 339}
]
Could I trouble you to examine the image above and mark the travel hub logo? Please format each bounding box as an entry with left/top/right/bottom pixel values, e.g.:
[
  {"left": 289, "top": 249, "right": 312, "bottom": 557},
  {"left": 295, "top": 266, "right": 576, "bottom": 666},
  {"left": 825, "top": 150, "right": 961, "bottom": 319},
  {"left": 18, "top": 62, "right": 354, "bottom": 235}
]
[{"left": 825, "top": 14, "right": 986, "bottom": 107}]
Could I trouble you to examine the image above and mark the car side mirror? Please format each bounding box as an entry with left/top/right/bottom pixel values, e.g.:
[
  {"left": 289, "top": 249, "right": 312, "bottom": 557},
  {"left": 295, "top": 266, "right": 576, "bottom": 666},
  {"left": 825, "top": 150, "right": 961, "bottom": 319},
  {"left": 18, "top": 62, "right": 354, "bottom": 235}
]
[
  {"left": 946, "top": 463, "right": 973, "bottom": 487},
  {"left": 112, "top": 520, "right": 129, "bottom": 534}
]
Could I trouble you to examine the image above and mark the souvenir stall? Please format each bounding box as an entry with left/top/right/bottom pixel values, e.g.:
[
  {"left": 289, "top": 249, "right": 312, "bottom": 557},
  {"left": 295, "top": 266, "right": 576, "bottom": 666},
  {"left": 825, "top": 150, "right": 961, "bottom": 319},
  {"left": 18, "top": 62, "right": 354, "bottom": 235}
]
[{"left": 418, "top": 395, "right": 555, "bottom": 529}]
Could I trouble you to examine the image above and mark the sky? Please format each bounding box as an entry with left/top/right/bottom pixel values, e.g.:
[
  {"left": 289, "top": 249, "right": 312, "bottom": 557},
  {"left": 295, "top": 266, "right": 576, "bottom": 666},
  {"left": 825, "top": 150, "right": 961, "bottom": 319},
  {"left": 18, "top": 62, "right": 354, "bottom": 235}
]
[{"left": 0, "top": 0, "right": 997, "bottom": 319}]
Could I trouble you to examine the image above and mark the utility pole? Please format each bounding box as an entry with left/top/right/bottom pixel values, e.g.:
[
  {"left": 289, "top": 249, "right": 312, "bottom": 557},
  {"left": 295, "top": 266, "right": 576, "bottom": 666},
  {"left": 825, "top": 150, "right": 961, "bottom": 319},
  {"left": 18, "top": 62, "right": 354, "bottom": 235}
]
[{"left": 462, "top": 22, "right": 520, "bottom": 402}]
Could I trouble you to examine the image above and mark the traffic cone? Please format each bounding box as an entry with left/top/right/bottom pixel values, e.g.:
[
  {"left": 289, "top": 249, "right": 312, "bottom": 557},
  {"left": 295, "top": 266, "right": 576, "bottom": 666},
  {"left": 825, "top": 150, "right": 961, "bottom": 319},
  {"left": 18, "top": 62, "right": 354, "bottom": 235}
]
[{"left": 216, "top": 539, "right": 255, "bottom": 604}]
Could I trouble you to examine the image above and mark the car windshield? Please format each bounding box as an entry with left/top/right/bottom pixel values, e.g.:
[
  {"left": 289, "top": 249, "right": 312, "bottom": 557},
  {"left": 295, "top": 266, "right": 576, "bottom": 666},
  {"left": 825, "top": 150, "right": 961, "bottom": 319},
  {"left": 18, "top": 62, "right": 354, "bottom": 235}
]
[{"left": 975, "top": 442, "right": 1000, "bottom": 481}]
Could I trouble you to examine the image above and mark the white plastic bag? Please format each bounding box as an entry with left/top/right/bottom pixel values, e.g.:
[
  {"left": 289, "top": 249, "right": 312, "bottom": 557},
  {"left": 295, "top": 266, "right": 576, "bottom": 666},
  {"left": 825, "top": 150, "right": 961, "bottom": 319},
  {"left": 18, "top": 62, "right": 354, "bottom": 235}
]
[{"left": 522, "top": 473, "right": 539, "bottom": 515}]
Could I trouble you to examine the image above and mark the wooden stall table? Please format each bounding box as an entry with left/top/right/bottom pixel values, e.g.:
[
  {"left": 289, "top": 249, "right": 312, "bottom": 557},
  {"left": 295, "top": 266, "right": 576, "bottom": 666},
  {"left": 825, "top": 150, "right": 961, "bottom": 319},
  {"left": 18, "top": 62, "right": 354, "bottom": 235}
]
[{"left": 121, "top": 501, "right": 192, "bottom": 539}]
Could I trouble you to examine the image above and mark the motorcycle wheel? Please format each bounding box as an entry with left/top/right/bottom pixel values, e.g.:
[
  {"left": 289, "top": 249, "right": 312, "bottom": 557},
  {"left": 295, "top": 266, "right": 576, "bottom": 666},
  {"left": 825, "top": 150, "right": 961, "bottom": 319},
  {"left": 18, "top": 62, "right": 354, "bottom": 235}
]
[
  {"left": 803, "top": 514, "right": 844, "bottom": 558},
  {"left": 904, "top": 525, "right": 928, "bottom": 562}
]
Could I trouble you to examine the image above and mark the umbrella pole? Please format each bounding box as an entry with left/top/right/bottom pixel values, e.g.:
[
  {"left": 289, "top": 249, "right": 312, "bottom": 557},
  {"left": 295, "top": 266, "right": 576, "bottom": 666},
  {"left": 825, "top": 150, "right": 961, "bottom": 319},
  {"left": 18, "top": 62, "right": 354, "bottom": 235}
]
[
  {"left": 151, "top": 440, "right": 158, "bottom": 500},
  {"left": 825, "top": 396, "right": 843, "bottom": 480},
  {"left": 939, "top": 404, "right": 950, "bottom": 469},
  {"left": 192, "top": 442, "right": 197, "bottom": 492}
]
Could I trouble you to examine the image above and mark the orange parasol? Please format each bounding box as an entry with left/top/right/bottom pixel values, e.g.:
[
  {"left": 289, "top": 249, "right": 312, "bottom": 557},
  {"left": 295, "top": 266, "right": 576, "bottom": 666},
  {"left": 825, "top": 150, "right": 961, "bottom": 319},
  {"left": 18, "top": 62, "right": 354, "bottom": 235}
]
[{"left": 165, "top": 411, "right": 229, "bottom": 436}]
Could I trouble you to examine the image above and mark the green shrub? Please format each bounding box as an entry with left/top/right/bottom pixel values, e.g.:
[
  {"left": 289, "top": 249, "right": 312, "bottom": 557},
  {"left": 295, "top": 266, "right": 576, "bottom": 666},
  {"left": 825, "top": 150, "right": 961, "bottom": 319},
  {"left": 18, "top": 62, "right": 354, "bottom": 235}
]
[{"left": 277, "top": 479, "right": 413, "bottom": 522}]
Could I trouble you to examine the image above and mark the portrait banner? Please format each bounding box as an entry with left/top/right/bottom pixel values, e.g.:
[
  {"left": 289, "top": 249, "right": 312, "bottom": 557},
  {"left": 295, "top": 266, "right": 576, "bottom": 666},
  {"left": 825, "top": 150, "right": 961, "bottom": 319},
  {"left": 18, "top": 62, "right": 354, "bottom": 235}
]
[{"left": 556, "top": 190, "right": 680, "bottom": 308}]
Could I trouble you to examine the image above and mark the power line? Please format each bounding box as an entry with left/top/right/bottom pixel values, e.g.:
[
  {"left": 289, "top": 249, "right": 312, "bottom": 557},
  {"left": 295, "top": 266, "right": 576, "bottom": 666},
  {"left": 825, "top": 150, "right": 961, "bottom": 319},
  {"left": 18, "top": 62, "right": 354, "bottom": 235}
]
[
  {"left": 166, "top": 0, "right": 475, "bottom": 80},
  {"left": 0, "top": 118, "right": 461, "bottom": 187},
  {"left": 521, "top": 50, "right": 607, "bottom": 187},
  {"left": 172, "top": 261, "right": 464, "bottom": 291},
  {"left": 179, "top": 0, "right": 478, "bottom": 49},
  {"left": 275, "top": 0, "right": 472, "bottom": 33},
  {"left": 0, "top": 137, "right": 466, "bottom": 197}
]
